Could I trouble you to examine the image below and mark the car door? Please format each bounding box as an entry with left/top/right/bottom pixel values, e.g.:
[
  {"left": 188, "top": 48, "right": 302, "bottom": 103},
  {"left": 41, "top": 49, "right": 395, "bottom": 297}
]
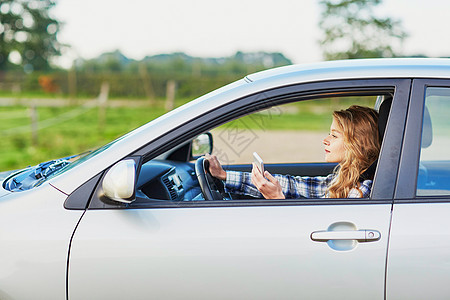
[
  {"left": 386, "top": 79, "right": 450, "bottom": 299},
  {"left": 67, "top": 79, "right": 410, "bottom": 300}
]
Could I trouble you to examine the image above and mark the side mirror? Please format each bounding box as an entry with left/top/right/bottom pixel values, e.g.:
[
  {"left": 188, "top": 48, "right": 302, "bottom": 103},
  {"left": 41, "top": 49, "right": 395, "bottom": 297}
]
[
  {"left": 191, "top": 132, "right": 213, "bottom": 159},
  {"left": 102, "top": 159, "right": 136, "bottom": 203}
]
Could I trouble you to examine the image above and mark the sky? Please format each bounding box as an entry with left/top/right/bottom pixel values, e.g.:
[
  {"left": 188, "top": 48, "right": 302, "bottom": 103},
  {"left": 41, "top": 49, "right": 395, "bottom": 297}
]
[{"left": 52, "top": 0, "right": 450, "bottom": 68}]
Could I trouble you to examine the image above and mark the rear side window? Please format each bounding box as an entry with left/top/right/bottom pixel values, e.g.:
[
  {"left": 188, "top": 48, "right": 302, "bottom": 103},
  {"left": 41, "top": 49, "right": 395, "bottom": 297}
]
[{"left": 417, "top": 87, "right": 450, "bottom": 196}]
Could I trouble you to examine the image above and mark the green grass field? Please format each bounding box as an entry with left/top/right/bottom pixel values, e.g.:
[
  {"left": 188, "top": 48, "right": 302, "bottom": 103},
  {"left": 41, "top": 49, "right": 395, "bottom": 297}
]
[{"left": 0, "top": 105, "right": 167, "bottom": 171}]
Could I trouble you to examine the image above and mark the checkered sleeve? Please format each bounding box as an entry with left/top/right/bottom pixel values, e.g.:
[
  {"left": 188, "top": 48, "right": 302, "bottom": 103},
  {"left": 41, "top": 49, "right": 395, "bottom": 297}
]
[
  {"left": 225, "top": 171, "right": 335, "bottom": 199},
  {"left": 225, "top": 170, "right": 263, "bottom": 198},
  {"left": 348, "top": 179, "right": 373, "bottom": 198},
  {"left": 274, "top": 173, "right": 335, "bottom": 199},
  {"left": 224, "top": 171, "right": 372, "bottom": 199}
]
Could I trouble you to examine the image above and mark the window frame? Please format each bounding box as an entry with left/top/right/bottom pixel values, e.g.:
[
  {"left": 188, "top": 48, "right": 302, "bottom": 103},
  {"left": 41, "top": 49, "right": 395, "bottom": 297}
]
[
  {"left": 85, "top": 78, "right": 411, "bottom": 210},
  {"left": 396, "top": 79, "right": 450, "bottom": 202}
]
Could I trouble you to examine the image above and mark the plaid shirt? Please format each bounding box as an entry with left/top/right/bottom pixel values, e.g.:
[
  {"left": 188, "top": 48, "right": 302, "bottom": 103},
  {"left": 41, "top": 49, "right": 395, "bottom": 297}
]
[{"left": 225, "top": 171, "right": 372, "bottom": 199}]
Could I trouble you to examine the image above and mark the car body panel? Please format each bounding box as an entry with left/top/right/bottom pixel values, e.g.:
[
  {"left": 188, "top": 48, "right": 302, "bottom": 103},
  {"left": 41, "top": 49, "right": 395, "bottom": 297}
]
[
  {"left": 0, "top": 183, "right": 83, "bottom": 299},
  {"left": 0, "top": 188, "right": 11, "bottom": 199},
  {"left": 0, "top": 170, "right": 19, "bottom": 198},
  {"left": 386, "top": 203, "right": 450, "bottom": 299},
  {"left": 69, "top": 204, "right": 391, "bottom": 300}
]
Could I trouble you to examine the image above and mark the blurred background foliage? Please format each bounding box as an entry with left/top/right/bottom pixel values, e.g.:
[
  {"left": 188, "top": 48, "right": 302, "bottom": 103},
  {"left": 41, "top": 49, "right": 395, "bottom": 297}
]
[
  {"left": 0, "top": 0, "right": 61, "bottom": 72},
  {"left": 0, "top": 0, "right": 419, "bottom": 101},
  {"left": 318, "top": 0, "right": 408, "bottom": 60},
  {"left": 0, "top": 0, "right": 412, "bottom": 101},
  {"left": 0, "top": 50, "right": 292, "bottom": 100}
]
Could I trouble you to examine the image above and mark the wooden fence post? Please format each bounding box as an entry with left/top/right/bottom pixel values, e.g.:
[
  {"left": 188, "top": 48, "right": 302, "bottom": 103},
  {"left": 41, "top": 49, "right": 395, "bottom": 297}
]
[
  {"left": 13, "top": 83, "right": 21, "bottom": 105},
  {"left": 98, "top": 82, "right": 110, "bottom": 132},
  {"left": 165, "top": 80, "right": 176, "bottom": 111},
  {"left": 30, "top": 104, "right": 38, "bottom": 146},
  {"left": 139, "top": 63, "right": 155, "bottom": 104},
  {"left": 68, "top": 66, "right": 77, "bottom": 104}
]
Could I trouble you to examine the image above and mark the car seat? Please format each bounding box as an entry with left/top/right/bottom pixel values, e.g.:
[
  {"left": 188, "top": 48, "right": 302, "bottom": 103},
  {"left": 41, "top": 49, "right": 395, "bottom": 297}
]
[{"left": 360, "top": 95, "right": 392, "bottom": 181}]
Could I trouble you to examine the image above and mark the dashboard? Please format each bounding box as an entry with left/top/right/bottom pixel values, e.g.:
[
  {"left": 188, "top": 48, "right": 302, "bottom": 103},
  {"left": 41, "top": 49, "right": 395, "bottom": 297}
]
[{"left": 135, "top": 160, "right": 203, "bottom": 203}]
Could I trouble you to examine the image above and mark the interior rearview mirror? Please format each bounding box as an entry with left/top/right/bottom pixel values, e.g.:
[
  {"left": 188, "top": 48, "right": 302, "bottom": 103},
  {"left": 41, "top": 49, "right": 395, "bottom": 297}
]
[{"left": 102, "top": 159, "right": 136, "bottom": 203}]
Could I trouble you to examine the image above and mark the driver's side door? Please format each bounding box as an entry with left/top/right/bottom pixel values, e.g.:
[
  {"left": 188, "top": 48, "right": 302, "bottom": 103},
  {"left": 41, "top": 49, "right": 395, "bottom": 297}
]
[
  {"left": 68, "top": 202, "right": 392, "bottom": 299},
  {"left": 67, "top": 79, "right": 409, "bottom": 299}
]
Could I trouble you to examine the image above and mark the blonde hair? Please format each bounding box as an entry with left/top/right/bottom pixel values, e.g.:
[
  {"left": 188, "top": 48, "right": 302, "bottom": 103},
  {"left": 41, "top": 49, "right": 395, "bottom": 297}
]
[{"left": 327, "top": 105, "right": 380, "bottom": 198}]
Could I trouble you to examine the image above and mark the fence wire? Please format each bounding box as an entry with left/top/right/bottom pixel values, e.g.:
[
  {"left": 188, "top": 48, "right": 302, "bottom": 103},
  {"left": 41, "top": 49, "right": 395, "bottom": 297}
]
[{"left": 0, "top": 100, "right": 97, "bottom": 137}]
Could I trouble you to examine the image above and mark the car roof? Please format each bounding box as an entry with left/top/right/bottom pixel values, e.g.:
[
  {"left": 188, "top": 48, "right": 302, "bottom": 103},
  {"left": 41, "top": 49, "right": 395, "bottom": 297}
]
[{"left": 246, "top": 58, "right": 450, "bottom": 84}]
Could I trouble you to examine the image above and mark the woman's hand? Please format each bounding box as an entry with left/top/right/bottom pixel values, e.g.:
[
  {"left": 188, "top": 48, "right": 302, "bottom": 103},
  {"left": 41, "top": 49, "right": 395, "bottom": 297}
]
[
  {"left": 251, "top": 163, "right": 285, "bottom": 199},
  {"left": 204, "top": 154, "right": 227, "bottom": 181}
]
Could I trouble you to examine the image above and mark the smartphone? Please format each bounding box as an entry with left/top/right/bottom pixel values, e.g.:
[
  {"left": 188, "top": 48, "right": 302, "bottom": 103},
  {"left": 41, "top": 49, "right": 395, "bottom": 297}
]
[{"left": 252, "top": 152, "right": 264, "bottom": 174}]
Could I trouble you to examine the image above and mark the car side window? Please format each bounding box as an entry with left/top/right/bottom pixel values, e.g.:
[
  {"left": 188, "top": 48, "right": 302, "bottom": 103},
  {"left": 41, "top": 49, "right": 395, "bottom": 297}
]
[
  {"left": 210, "top": 97, "right": 375, "bottom": 165},
  {"left": 417, "top": 87, "right": 450, "bottom": 196},
  {"left": 210, "top": 102, "right": 329, "bottom": 165}
]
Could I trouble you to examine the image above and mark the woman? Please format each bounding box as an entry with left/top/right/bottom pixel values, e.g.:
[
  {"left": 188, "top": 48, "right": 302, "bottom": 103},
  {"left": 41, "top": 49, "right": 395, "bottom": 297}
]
[{"left": 206, "top": 105, "right": 380, "bottom": 199}]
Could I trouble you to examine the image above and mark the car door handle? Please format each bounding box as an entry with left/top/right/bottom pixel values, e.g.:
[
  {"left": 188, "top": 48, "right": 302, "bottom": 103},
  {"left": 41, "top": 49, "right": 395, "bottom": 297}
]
[{"left": 310, "top": 229, "right": 381, "bottom": 242}]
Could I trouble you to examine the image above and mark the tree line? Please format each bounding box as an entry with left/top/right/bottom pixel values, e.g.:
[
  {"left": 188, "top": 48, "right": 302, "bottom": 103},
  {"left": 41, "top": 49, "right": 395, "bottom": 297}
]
[
  {"left": 1, "top": 51, "right": 292, "bottom": 99},
  {"left": 0, "top": 0, "right": 412, "bottom": 99}
]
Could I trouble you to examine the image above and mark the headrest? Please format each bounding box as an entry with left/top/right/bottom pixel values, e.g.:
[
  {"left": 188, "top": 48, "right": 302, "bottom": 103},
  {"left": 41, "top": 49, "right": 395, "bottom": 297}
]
[
  {"left": 421, "top": 106, "right": 432, "bottom": 148},
  {"left": 375, "top": 95, "right": 392, "bottom": 142}
]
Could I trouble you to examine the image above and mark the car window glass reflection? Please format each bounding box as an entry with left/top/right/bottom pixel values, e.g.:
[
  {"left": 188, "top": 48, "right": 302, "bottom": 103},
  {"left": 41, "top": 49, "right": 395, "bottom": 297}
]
[{"left": 417, "top": 87, "right": 450, "bottom": 196}]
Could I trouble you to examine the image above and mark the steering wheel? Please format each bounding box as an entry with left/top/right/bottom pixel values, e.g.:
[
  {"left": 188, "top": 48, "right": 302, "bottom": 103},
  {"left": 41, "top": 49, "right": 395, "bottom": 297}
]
[{"left": 195, "top": 157, "right": 230, "bottom": 200}]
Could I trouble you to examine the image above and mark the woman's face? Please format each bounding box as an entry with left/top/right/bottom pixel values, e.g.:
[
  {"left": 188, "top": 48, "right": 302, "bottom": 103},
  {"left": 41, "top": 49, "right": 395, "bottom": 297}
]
[{"left": 323, "top": 119, "right": 346, "bottom": 163}]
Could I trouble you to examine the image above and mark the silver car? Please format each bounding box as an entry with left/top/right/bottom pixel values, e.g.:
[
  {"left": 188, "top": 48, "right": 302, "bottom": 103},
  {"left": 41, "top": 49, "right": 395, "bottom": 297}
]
[{"left": 1, "top": 58, "right": 450, "bottom": 299}]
